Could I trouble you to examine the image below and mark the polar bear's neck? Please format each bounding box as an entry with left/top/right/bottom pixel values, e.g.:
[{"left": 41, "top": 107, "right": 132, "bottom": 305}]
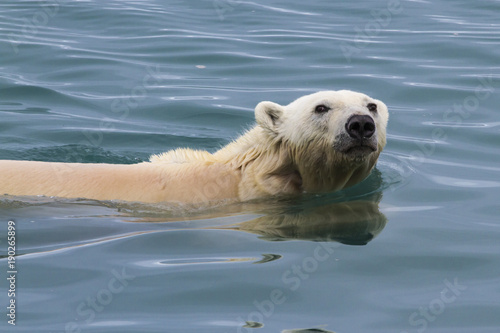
[
  {"left": 213, "top": 127, "right": 302, "bottom": 198},
  {"left": 214, "top": 127, "right": 279, "bottom": 167}
]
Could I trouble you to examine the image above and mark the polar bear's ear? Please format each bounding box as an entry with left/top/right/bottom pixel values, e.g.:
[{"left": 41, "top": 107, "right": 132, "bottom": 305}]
[{"left": 255, "top": 101, "right": 284, "bottom": 134}]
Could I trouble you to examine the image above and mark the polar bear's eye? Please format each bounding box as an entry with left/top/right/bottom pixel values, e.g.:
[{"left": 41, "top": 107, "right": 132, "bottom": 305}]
[
  {"left": 314, "top": 105, "right": 330, "bottom": 113},
  {"left": 367, "top": 103, "right": 377, "bottom": 113}
]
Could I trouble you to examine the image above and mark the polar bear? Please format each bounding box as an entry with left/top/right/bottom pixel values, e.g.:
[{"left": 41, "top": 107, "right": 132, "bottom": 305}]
[{"left": 0, "top": 90, "right": 388, "bottom": 204}]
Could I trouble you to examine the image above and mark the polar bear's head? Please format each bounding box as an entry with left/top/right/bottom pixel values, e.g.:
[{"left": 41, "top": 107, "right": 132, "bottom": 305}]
[{"left": 254, "top": 90, "right": 389, "bottom": 192}]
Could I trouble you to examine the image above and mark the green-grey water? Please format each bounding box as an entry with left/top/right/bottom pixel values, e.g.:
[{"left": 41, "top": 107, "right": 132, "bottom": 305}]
[{"left": 1, "top": 1, "right": 500, "bottom": 332}]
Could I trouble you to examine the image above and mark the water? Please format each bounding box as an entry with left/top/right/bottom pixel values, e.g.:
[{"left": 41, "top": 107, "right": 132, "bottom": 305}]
[{"left": 1, "top": 0, "right": 500, "bottom": 332}]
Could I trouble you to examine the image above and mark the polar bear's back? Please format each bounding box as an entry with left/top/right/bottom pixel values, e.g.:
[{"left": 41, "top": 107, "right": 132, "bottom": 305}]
[{"left": 149, "top": 148, "right": 217, "bottom": 164}]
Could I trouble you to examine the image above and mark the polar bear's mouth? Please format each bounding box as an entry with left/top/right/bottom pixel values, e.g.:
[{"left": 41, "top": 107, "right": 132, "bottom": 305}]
[
  {"left": 334, "top": 133, "right": 378, "bottom": 156},
  {"left": 343, "top": 141, "right": 377, "bottom": 154},
  {"left": 341, "top": 145, "right": 377, "bottom": 160}
]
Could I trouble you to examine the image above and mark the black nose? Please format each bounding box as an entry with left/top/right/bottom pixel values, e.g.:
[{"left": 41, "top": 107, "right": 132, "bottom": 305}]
[{"left": 345, "top": 115, "right": 375, "bottom": 139}]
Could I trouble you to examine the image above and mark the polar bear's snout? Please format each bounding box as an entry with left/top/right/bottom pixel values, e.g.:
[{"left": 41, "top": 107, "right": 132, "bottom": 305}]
[
  {"left": 334, "top": 113, "right": 379, "bottom": 156},
  {"left": 345, "top": 115, "right": 376, "bottom": 140}
]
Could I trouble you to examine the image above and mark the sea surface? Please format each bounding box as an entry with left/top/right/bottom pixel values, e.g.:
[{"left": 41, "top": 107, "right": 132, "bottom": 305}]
[{"left": 1, "top": 0, "right": 500, "bottom": 332}]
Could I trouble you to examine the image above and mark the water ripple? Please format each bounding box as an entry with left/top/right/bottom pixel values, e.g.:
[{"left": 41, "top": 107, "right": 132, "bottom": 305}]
[
  {"left": 427, "top": 175, "right": 500, "bottom": 188},
  {"left": 136, "top": 257, "right": 256, "bottom": 268},
  {"left": 245, "top": 2, "right": 321, "bottom": 16}
]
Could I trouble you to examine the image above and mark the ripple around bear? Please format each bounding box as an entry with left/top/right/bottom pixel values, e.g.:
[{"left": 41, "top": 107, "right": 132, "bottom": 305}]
[{"left": 0, "top": 90, "right": 388, "bottom": 204}]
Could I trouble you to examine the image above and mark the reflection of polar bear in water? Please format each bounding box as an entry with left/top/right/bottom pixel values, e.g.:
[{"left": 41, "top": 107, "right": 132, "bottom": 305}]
[
  {"left": 0, "top": 90, "right": 388, "bottom": 204},
  {"left": 234, "top": 195, "right": 387, "bottom": 245}
]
